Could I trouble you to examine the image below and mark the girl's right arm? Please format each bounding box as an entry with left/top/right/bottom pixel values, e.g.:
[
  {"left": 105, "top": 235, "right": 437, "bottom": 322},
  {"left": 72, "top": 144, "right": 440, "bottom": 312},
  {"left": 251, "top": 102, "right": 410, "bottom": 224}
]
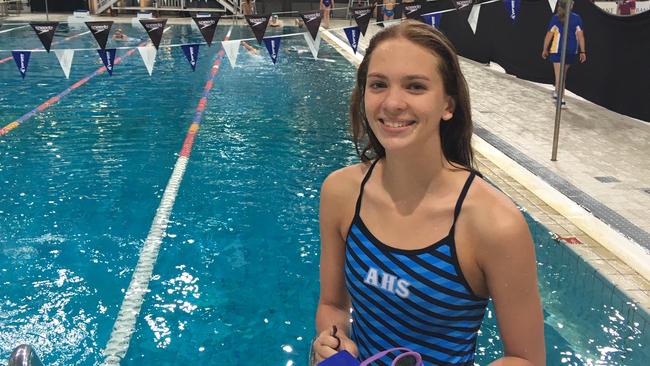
[{"left": 313, "top": 169, "right": 360, "bottom": 363}]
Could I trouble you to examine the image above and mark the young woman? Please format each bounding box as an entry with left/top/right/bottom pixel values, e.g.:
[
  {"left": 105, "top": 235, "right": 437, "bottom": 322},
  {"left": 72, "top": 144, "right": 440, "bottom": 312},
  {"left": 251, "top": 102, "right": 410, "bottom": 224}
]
[
  {"left": 321, "top": 0, "right": 334, "bottom": 28},
  {"left": 313, "top": 20, "right": 545, "bottom": 365},
  {"left": 542, "top": 0, "right": 586, "bottom": 107},
  {"left": 382, "top": 0, "right": 396, "bottom": 21}
]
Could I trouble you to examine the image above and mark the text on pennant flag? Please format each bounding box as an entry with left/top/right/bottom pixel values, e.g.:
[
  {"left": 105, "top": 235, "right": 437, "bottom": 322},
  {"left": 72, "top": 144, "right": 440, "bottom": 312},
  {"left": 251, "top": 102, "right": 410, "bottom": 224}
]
[
  {"left": 192, "top": 16, "right": 221, "bottom": 46},
  {"left": 139, "top": 19, "right": 168, "bottom": 49},
  {"left": 300, "top": 11, "right": 322, "bottom": 41},
  {"left": 351, "top": 5, "right": 374, "bottom": 36},
  {"left": 264, "top": 37, "right": 281, "bottom": 64},
  {"left": 30, "top": 21, "right": 59, "bottom": 52},
  {"left": 422, "top": 13, "right": 442, "bottom": 28},
  {"left": 85, "top": 21, "right": 113, "bottom": 49},
  {"left": 245, "top": 14, "right": 271, "bottom": 44},
  {"left": 98, "top": 48, "right": 117, "bottom": 76},
  {"left": 344, "top": 26, "right": 361, "bottom": 55},
  {"left": 503, "top": 0, "right": 521, "bottom": 22}
]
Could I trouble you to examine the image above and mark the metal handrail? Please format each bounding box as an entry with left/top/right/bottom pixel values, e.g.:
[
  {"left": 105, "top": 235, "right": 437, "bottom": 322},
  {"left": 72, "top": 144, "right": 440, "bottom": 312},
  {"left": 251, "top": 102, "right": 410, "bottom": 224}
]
[{"left": 7, "top": 344, "right": 44, "bottom": 366}]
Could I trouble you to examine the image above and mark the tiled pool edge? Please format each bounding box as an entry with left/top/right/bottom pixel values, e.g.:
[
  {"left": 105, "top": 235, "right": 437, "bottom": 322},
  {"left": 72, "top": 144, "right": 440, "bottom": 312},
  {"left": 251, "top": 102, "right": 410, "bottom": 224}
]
[{"left": 321, "top": 24, "right": 650, "bottom": 318}]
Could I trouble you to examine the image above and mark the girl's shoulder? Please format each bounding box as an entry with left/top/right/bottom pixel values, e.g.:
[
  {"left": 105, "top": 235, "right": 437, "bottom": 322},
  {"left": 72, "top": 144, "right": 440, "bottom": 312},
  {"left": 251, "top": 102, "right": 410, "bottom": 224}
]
[
  {"left": 321, "top": 162, "right": 370, "bottom": 200},
  {"left": 461, "top": 173, "right": 529, "bottom": 244}
]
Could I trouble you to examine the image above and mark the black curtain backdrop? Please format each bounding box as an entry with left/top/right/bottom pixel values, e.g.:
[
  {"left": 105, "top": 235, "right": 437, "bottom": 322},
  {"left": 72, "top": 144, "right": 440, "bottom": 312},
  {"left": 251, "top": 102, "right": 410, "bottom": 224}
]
[
  {"left": 432, "top": 0, "right": 650, "bottom": 122},
  {"left": 30, "top": 0, "right": 89, "bottom": 12}
]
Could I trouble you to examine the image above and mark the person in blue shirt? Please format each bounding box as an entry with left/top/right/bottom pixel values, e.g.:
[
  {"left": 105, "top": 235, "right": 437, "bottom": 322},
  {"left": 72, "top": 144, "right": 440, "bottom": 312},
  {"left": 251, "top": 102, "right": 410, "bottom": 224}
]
[{"left": 542, "top": 0, "right": 587, "bottom": 107}]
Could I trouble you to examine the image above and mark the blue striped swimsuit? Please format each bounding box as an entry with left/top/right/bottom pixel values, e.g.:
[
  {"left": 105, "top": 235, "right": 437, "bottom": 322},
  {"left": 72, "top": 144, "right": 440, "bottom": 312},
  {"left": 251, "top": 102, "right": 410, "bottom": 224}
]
[{"left": 345, "top": 159, "right": 488, "bottom": 366}]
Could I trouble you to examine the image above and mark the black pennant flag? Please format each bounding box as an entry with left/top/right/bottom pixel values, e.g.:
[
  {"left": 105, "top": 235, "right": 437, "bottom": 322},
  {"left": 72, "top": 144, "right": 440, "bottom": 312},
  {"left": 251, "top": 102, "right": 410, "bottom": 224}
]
[
  {"left": 245, "top": 14, "right": 271, "bottom": 44},
  {"left": 85, "top": 21, "right": 113, "bottom": 50},
  {"left": 98, "top": 49, "right": 117, "bottom": 76},
  {"left": 403, "top": 2, "right": 426, "bottom": 21},
  {"left": 300, "top": 11, "right": 322, "bottom": 41},
  {"left": 139, "top": 19, "right": 168, "bottom": 49},
  {"left": 30, "top": 21, "right": 59, "bottom": 53},
  {"left": 351, "top": 6, "right": 374, "bottom": 36},
  {"left": 192, "top": 15, "right": 221, "bottom": 46},
  {"left": 181, "top": 44, "right": 200, "bottom": 71}
]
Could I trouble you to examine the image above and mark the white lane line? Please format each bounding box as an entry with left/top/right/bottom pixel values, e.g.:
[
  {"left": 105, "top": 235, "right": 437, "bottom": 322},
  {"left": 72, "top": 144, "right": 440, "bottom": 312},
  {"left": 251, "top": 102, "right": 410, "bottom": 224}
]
[{"left": 0, "top": 25, "right": 28, "bottom": 34}]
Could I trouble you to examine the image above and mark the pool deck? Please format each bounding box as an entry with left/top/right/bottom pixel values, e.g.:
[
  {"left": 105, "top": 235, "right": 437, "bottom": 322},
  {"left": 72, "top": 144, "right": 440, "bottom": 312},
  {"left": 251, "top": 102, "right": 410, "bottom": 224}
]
[{"left": 2, "top": 14, "right": 648, "bottom": 313}]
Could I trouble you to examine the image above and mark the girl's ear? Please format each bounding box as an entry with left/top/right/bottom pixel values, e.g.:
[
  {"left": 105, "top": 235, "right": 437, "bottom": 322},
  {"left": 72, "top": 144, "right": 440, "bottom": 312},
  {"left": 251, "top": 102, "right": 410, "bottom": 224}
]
[{"left": 442, "top": 96, "right": 455, "bottom": 121}]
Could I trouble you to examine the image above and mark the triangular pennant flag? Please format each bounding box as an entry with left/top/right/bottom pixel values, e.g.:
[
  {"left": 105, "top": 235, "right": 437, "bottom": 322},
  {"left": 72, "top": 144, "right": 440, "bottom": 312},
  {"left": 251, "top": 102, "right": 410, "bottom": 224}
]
[
  {"left": 351, "top": 6, "right": 374, "bottom": 36},
  {"left": 422, "top": 13, "right": 443, "bottom": 28},
  {"left": 97, "top": 49, "right": 117, "bottom": 76},
  {"left": 181, "top": 44, "right": 200, "bottom": 71},
  {"left": 548, "top": 0, "right": 558, "bottom": 12},
  {"left": 264, "top": 37, "right": 281, "bottom": 65},
  {"left": 344, "top": 26, "right": 361, "bottom": 54},
  {"left": 403, "top": 2, "right": 426, "bottom": 21},
  {"left": 12, "top": 51, "right": 31, "bottom": 79},
  {"left": 503, "top": 0, "right": 521, "bottom": 23},
  {"left": 54, "top": 49, "right": 74, "bottom": 79},
  {"left": 303, "top": 32, "right": 322, "bottom": 59},
  {"left": 468, "top": 4, "right": 481, "bottom": 34},
  {"left": 245, "top": 14, "right": 271, "bottom": 44},
  {"left": 304, "top": 33, "right": 321, "bottom": 60},
  {"left": 192, "top": 15, "right": 220, "bottom": 46},
  {"left": 300, "top": 11, "right": 322, "bottom": 41},
  {"left": 29, "top": 21, "right": 58, "bottom": 52},
  {"left": 454, "top": 0, "right": 474, "bottom": 20},
  {"left": 222, "top": 40, "right": 241, "bottom": 68},
  {"left": 139, "top": 19, "right": 167, "bottom": 49},
  {"left": 137, "top": 46, "right": 157, "bottom": 76},
  {"left": 85, "top": 21, "right": 113, "bottom": 49}
]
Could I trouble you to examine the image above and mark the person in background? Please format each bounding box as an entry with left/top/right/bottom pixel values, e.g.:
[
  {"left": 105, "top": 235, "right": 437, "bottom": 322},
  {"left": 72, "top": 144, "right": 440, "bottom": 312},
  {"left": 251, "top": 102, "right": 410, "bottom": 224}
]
[
  {"left": 542, "top": 0, "right": 586, "bottom": 108},
  {"left": 321, "top": 0, "right": 334, "bottom": 28},
  {"left": 112, "top": 28, "right": 128, "bottom": 41},
  {"left": 382, "top": 0, "right": 396, "bottom": 21},
  {"left": 269, "top": 14, "right": 284, "bottom": 27},
  {"left": 618, "top": 0, "right": 636, "bottom": 15},
  {"left": 312, "top": 19, "right": 545, "bottom": 366},
  {"left": 242, "top": 0, "right": 255, "bottom": 16}
]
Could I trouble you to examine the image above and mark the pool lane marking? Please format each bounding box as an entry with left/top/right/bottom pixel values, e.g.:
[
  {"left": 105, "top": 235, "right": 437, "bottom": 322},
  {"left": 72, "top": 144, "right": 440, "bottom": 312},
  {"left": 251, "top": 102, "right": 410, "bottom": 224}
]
[
  {"left": 0, "top": 30, "right": 91, "bottom": 65},
  {"left": 100, "top": 27, "right": 232, "bottom": 366},
  {"left": 0, "top": 28, "right": 170, "bottom": 137},
  {"left": 0, "top": 25, "right": 28, "bottom": 34}
]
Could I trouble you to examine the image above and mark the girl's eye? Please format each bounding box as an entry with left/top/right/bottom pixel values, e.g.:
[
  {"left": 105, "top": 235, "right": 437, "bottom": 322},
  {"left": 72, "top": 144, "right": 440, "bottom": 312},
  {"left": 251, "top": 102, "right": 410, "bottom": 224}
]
[
  {"left": 368, "top": 81, "right": 386, "bottom": 89},
  {"left": 408, "top": 83, "right": 426, "bottom": 91}
]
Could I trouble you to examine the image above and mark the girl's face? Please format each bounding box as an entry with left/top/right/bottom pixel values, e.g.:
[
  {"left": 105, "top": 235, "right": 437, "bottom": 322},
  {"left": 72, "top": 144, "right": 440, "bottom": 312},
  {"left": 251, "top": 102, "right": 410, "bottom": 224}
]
[{"left": 364, "top": 38, "right": 454, "bottom": 154}]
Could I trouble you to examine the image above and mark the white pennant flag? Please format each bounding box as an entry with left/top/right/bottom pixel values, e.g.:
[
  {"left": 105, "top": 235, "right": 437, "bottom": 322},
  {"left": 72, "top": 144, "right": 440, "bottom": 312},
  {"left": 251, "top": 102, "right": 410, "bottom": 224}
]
[
  {"left": 137, "top": 46, "right": 157, "bottom": 76},
  {"left": 222, "top": 40, "right": 241, "bottom": 68},
  {"left": 303, "top": 32, "right": 321, "bottom": 60},
  {"left": 468, "top": 5, "right": 481, "bottom": 35},
  {"left": 548, "top": 0, "right": 558, "bottom": 12},
  {"left": 53, "top": 49, "right": 74, "bottom": 79}
]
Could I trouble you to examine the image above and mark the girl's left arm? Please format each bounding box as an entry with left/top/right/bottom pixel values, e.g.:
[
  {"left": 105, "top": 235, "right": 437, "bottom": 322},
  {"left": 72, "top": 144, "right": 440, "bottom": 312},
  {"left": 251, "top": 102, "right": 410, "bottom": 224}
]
[{"left": 479, "top": 206, "right": 545, "bottom": 366}]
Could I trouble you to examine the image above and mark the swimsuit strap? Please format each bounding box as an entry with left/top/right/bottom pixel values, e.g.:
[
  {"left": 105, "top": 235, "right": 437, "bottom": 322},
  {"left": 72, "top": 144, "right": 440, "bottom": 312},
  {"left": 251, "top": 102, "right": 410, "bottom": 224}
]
[
  {"left": 449, "top": 171, "right": 476, "bottom": 235},
  {"left": 354, "top": 159, "right": 381, "bottom": 218}
]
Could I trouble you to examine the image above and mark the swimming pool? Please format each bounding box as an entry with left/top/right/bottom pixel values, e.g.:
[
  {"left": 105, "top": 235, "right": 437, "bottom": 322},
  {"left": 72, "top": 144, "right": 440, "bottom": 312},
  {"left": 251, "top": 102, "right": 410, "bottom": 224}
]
[{"left": 0, "top": 23, "right": 648, "bottom": 366}]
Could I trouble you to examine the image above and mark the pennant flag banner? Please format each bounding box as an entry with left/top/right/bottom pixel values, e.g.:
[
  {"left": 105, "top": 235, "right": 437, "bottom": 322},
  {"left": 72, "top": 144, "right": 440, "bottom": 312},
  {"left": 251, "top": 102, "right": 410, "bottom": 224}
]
[
  {"left": 264, "top": 37, "right": 281, "bottom": 64},
  {"left": 181, "top": 44, "right": 200, "bottom": 71},
  {"left": 468, "top": 4, "right": 481, "bottom": 34},
  {"left": 344, "top": 26, "right": 361, "bottom": 54},
  {"left": 245, "top": 14, "right": 271, "bottom": 44},
  {"left": 54, "top": 49, "right": 74, "bottom": 78},
  {"left": 504, "top": 0, "right": 521, "bottom": 22},
  {"left": 12, "top": 51, "right": 30, "bottom": 79},
  {"left": 422, "top": 13, "right": 443, "bottom": 28},
  {"left": 222, "top": 40, "right": 241, "bottom": 68},
  {"left": 454, "top": 0, "right": 474, "bottom": 19},
  {"left": 98, "top": 48, "right": 116, "bottom": 76},
  {"left": 139, "top": 19, "right": 168, "bottom": 49},
  {"left": 192, "top": 15, "right": 220, "bottom": 46},
  {"left": 29, "top": 21, "right": 58, "bottom": 52},
  {"left": 548, "top": 0, "right": 558, "bottom": 12},
  {"left": 303, "top": 32, "right": 321, "bottom": 59},
  {"left": 300, "top": 11, "right": 322, "bottom": 41},
  {"left": 85, "top": 21, "right": 113, "bottom": 49},
  {"left": 351, "top": 5, "right": 374, "bottom": 36},
  {"left": 138, "top": 46, "right": 157, "bottom": 76},
  {"left": 403, "top": 2, "right": 426, "bottom": 21}
]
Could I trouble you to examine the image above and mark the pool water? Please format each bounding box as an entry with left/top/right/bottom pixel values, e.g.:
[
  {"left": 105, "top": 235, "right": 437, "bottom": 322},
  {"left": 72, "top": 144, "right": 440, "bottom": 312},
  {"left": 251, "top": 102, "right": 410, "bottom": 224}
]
[{"left": 0, "top": 23, "right": 648, "bottom": 366}]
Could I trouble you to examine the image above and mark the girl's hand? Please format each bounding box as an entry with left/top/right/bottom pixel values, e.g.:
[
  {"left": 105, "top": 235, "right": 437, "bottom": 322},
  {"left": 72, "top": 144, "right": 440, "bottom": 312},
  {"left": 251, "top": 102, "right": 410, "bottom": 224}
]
[
  {"left": 579, "top": 52, "right": 586, "bottom": 63},
  {"left": 312, "top": 327, "right": 359, "bottom": 364},
  {"left": 542, "top": 50, "right": 549, "bottom": 59}
]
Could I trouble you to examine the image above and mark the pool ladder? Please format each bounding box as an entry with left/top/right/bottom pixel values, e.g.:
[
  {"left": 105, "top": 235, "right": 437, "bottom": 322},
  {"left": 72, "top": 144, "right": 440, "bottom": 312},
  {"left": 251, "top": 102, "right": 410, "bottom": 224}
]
[{"left": 7, "top": 345, "right": 44, "bottom": 366}]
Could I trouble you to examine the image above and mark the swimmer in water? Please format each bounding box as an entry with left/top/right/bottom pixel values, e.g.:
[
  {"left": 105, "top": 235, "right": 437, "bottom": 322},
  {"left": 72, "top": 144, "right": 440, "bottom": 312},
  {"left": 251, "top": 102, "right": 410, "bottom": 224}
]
[{"left": 112, "top": 29, "right": 128, "bottom": 41}]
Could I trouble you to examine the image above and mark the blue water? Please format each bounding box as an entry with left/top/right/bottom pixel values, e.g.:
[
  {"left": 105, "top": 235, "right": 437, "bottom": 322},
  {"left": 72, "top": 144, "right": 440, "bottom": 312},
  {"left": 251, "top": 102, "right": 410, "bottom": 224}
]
[{"left": 0, "top": 24, "right": 648, "bottom": 366}]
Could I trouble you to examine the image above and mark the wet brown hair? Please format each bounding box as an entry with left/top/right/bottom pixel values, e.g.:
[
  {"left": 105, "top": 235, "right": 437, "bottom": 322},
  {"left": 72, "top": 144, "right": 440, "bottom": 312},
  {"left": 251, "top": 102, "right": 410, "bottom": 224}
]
[{"left": 350, "top": 20, "right": 475, "bottom": 170}]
